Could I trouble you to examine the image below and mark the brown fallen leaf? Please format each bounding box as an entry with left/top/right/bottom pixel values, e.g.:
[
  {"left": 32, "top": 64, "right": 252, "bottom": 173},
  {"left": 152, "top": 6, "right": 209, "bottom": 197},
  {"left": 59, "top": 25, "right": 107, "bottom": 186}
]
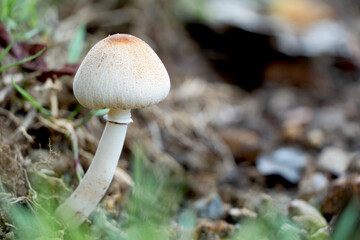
[
  {"left": 0, "top": 22, "right": 79, "bottom": 81},
  {"left": 322, "top": 175, "right": 360, "bottom": 215},
  {"left": 196, "top": 220, "right": 234, "bottom": 239}
]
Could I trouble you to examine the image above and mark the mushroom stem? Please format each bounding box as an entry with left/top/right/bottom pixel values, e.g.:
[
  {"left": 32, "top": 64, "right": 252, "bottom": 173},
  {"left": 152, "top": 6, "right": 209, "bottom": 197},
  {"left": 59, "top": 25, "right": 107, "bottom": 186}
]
[{"left": 56, "top": 109, "right": 131, "bottom": 227}]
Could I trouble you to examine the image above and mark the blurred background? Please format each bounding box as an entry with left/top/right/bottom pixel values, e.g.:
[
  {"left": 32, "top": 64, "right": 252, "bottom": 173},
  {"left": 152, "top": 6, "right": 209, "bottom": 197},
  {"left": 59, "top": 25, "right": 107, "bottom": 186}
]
[{"left": 1, "top": 0, "right": 360, "bottom": 239}]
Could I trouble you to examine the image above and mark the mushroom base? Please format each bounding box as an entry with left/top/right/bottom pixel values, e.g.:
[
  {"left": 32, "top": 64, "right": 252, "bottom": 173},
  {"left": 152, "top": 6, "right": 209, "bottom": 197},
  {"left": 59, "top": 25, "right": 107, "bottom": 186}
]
[{"left": 55, "top": 120, "right": 129, "bottom": 227}]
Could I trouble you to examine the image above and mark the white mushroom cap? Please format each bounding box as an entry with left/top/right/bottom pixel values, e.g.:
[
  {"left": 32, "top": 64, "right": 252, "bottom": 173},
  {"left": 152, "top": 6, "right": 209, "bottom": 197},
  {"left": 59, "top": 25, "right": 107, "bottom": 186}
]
[{"left": 73, "top": 34, "right": 170, "bottom": 110}]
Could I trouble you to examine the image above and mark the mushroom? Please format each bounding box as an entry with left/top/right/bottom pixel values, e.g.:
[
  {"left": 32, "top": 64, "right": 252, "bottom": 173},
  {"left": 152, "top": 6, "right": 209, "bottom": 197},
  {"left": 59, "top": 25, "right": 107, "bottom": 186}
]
[{"left": 56, "top": 34, "right": 170, "bottom": 227}]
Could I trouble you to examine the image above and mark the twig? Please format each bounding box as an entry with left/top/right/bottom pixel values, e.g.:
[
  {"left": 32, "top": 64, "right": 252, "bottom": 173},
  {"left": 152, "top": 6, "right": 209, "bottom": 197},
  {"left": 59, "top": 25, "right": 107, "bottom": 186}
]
[
  {"left": 38, "top": 116, "right": 84, "bottom": 181},
  {"left": 14, "top": 146, "right": 38, "bottom": 203},
  {"left": 9, "top": 109, "right": 37, "bottom": 143},
  {"left": 0, "top": 107, "right": 22, "bottom": 125}
]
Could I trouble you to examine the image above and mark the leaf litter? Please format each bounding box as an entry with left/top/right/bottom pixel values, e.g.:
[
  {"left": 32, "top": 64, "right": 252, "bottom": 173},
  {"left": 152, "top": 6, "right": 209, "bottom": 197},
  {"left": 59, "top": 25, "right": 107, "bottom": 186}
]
[{"left": 1, "top": 0, "right": 360, "bottom": 239}]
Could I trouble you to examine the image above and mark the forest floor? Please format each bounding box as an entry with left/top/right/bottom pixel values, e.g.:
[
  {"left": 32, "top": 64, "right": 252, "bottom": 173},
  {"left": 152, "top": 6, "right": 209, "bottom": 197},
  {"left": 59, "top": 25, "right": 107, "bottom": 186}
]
[{"left": 0, "top": 0, "right": 360, "bottom": 239}]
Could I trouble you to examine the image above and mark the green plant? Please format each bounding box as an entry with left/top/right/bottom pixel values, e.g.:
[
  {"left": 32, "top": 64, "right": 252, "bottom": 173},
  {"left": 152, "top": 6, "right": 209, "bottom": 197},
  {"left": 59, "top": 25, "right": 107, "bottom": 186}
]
[
  {"left": 0, "top": 43, "right": 46, "bottom": 73},
  {"left": 0, "top": 41, "right": 14, "bottom": 61},
  {"left": 11, "top": 79, "right": 110, "bottom": 182},
  {"left": 0, "top": 0, "right": 46, "bottom": 39},
  {"left": 0, "top": 146, "right": 185, "bottom": 240},
  {"left": 11, "top": 78, "right": 51, "bottom": 117},
  {"left": 332, "top": 197, "right": 360, "bottom": 240},
  {"left": 67, "top": 25, "right": 86, "bottom": 65},
  {"left": 231, "top": 208, "right": 303, "bottom": 240},
  {"left": 1, "top": 145, "right": 360, "bottom": 240},
  {"left": 121, "top": 146, "right": 185, "bottom": 240}
]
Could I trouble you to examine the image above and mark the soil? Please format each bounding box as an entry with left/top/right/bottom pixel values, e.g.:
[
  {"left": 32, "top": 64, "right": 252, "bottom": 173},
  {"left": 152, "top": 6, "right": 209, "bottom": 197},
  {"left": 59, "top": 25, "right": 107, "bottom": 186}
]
[{"left": 1, "top": 0, "right": 360, "bottom": 239}]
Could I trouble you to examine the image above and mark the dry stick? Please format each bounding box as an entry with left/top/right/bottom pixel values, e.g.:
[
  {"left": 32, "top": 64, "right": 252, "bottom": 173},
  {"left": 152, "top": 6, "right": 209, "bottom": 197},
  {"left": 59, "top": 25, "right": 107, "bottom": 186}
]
[
  {"left": 8, "top": 78, "right": 84, "bottom": 179},
  {"left": 50, "top": 93, "right": 58, "bottom": 117},
  {"left": 0, "top": 85, "right": 14, "bottom": 102},
  {"left": 47, "top": 80, "right": 84, "bottom": 180},
  {"left": 14, "top": 146, "right": 37, "bottom": 202},
  {"left": 17, "top": 110, "right": 37, "bottom": 142},
  {"left": 45, "top": 79, "right": 62, "bottom": 118},
  {"left": 37, "top": 117, "right": 84, "bottom": 181},
  {"left": 7, "top": 147, "right": 40, "bottom": 218},
  {"left": 0, "top": 108, "right": 22, "bottom": 125}
]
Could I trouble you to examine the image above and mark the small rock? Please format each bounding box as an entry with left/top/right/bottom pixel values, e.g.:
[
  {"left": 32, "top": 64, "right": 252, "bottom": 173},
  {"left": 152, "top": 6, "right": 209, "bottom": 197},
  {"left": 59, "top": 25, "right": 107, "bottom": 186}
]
[
  {"left": 196, "top": 220, "right": 234, "bottom": 240},
  {"left": 272, "top": 148, "right": 307, "bottom": 168},
  {"left": 283, "top": 121, "right": 305, "bottom": 141},
  {"left": 284, "top": 107, "right": 314, "bottom": 126},
  {"left": 227, "top": 207, "right": 257, "bottom": 222},
  {"left": 322, "top": 175, "right": 360, "bottom": 215},
  {"left": 257, "top": 148, "right": 307, "bottom": 184},
  {"left": 314, "top": 107, "right": 345, "bottom": 131},
  {"left": 347, "top": 152, "right": 360, "bottom": 174},
  {"left": 228, "top": 208, "right": 241, "bottom": 218},
  {"left": 268, "top": 88, "right": 296, "bottom": 114},
  {"left": 317, "top": 147, "right": 350, "bottom": 176},
  {"left": 283, "top": 107, "right": 313, "bottom": 141},
  {"left": 299, "top": 173, "right": 329, "bottom": 196},
  {"left": 219, "top": 128, "right": 260, "bottom": 163},
  {"left": 306, "top": 129, "right": 325, "bottom": 148},
  {"left": 195, "top": 193, "right": 225, "bottom": 220},
  {"left": 298, "top": 172, "right": 329, "bottom": 206}
]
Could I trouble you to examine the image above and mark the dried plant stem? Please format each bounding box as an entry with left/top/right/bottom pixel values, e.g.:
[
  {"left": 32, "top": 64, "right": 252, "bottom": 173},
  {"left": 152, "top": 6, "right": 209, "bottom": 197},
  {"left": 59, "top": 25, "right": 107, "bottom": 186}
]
[{"left": 38, "top": 117, "right": 84, "bottom": 181}]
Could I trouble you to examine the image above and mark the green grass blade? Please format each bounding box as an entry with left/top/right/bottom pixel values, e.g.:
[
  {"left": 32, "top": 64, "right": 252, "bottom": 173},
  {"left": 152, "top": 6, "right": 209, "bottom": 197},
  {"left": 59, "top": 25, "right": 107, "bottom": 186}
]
[
  {"left": 68, "top": 24, "right": 86, "bottom": 64},
  {"left": 0, "top": 41, "right": 14, "bottom": 61},
  {"left": 11, "top": 79, "right": 52, "bottom": 118},
  {"left": 67, "top": 104, "right": 82, "bottom": 121},
  {"left": 0, "top": 47, "right": 45, "bottom": 72},
  {"left": 332, "top": 198, "right": 360, "bottom": 240},
  {"left": 75, "top": 109, "right": 109, "bottom": 128}
]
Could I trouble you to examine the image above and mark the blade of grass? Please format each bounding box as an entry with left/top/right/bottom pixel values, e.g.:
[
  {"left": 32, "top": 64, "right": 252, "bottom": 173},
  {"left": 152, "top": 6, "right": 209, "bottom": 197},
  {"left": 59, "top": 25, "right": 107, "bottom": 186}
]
[
  {"left": 0, "top": 41, "right": 14, "bottom": 61},
  {"left": 65, "top": 131, "right": 84, "bottom": 182},
  {"left": 67, "top": 104, "right": 82, "bottom": 121},
  {"left": 11, "top": 79, "right": 52, "bottom": 118},
  {"left": 22, "top": 27, "right": 42, "bottom": 39},
  {"left": 0, "top": 47, "right": 45, "bottom": 72},
  {"left": 75, "top": 109, "right": 109, "bottom": 128},
  {"left": 332, "top": 198, "right": 360, "bottom": 240},
  {"left": 68, "top": 24, "right": 86, "bottom": 64}
]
